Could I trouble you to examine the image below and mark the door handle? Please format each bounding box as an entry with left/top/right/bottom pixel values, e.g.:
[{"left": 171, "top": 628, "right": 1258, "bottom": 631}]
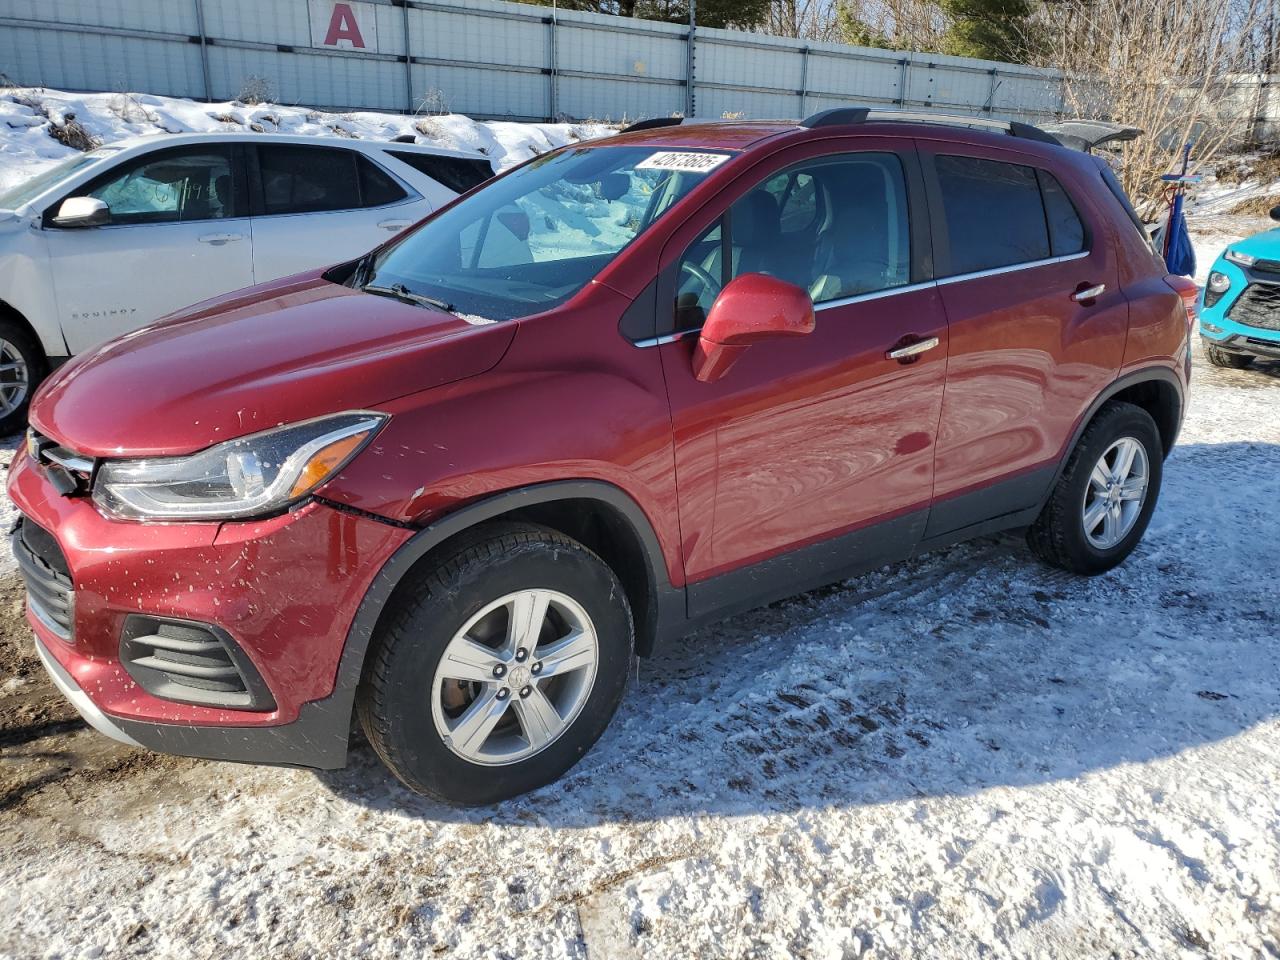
[
  {"left": 886, "top": 336, "right": 940, "bottom": 361},
  {"left": 1071, "top": 283, "right": 1106, "bottom": 302},
  {"left": 377, "top": 219, "right": 412, "bottom": 233},
  {"left": 197, "top": 233, "right": 245, "bottom": 245}
]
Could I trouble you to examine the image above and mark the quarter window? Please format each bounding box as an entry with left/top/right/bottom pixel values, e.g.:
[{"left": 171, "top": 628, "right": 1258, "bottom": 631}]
[
  {"left": 386, "top": 150, "right": 495, "bottom": 194},
  {"left": 1037, "top": 169, "right": 1086, "bottom": 257},
  {"left": 81, "top": 147, "right": 236, "bottom": 225},
  {"left": 359, "top": 156, "right": 409, "bottom": 207},
  {"left": 674, "top": 153, "right": 910, "bottom": 328}
]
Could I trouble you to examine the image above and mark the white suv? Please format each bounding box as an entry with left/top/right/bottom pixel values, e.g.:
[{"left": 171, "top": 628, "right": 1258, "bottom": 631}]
[{"left": 0, "top": 133, "right": 495, "bottom": 432}]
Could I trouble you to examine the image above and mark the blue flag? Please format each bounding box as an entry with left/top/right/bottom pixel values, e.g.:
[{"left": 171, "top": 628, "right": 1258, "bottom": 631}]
[{"left": 1164, "top": 190, "right": 1196, "bottom": 277}]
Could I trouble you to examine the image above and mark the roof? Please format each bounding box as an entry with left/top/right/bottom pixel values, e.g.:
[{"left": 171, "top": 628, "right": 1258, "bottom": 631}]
[
  {"left": 601, "top": 109, "right": 1073, "bottom": 157},
  {"left": 98, "top": 131, "right": 483, "bottom": 161},
  {"left": 603, "top": 121, "right": 798, "bottom": 151}
]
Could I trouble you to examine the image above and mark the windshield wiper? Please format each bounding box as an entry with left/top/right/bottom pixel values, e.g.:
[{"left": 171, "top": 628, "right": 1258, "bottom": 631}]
[{"left": 363, "top": 282, "right": 454, "bottom": 314}]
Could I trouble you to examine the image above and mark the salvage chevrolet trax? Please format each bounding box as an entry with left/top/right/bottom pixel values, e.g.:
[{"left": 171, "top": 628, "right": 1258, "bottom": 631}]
[{"left": 11, "top": 110, "right": 1193, "bottom": 805}]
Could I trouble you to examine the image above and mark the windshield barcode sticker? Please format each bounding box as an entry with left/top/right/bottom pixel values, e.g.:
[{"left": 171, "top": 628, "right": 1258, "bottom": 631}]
[{"left": 636, "top": 151, "right": 731, "bottom": 173}]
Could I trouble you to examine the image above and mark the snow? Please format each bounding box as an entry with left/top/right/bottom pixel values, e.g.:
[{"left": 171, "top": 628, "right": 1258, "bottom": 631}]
[
  {"left": 0, "top": 88, "right": 613, "bottom": 195},
  {"left": 3, "top": 91, "right": 1280, "bottom": 959}
]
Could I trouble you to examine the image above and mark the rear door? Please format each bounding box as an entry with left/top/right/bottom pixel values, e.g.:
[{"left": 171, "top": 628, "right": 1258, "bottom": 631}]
[
  {"left": 43, "top": 143, "right": 253, "bottom": 352},
  {"left": 917, "top": 143, "right": 1128, "bottom": 538},
  {"left": 654, "top": 140, "right": 949, "bottom": 616},
  {"left": 247, "top": 144, "right": 430, "bottom": 283}
]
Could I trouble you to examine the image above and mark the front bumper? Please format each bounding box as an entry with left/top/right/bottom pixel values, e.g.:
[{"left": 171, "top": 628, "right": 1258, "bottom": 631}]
[
  {"left": 9, "top": 449, "right": 413, "bottom": 768},
  {"left": 1201, "top": 333, "right": 1280, "bottom": 360}
]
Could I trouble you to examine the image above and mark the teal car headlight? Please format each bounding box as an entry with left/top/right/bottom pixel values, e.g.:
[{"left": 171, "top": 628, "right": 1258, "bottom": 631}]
[
  {"left": 1204, "top": 270, "right": 1231, "bottom": 309},
  {"left": 1225, "top": 248, "right": 1256, "bottom": 268}
]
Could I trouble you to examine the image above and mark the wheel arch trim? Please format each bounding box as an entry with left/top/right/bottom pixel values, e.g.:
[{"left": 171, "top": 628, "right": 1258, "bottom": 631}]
[
  {"left": 1055, "top": 366, "right": 1185, "bottom": 488},
  {"left": 312, "top": 480, "right": 684, "bottom": 758}
]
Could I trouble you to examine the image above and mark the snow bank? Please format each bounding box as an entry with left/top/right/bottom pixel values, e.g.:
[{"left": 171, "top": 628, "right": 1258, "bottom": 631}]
[{"left": 0, "top": 87, "right": 614, "bottom": 194}]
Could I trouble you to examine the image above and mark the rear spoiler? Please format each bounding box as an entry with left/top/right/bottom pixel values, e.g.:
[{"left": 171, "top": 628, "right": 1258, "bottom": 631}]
[{"left": 1039, "top": 120, "right": 1143, "bottom": 153}]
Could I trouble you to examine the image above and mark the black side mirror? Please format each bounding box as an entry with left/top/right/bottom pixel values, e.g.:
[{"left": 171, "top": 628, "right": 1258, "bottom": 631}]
[{"left": 1270, "top": 204, "right": 1280, "bottom": 223}]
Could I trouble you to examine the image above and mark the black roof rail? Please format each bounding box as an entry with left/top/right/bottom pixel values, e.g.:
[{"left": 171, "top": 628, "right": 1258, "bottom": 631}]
[
  {"left": 799, "top": 108, "right": 872, "bottom": 127},
  {"left": 800, "top": 107, "right": 1061, "bottom": 146},
  {"left": 619, "top": 117, "right": 686, "bottom": 133}
]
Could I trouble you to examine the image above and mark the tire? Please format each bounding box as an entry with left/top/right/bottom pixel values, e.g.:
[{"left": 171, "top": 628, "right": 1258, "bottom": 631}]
[
  {"left": 1027, "top": 401, "right": 1163, "bottom": 576},
  {"left": 357, "top": 521, "right": 634, "bottom": 805},
  {"left": 0, "top": 318, "right": 46, "bottom": 436},
  {"left": 1205, "top": 343, "right": 1254, "bottom": 369}
]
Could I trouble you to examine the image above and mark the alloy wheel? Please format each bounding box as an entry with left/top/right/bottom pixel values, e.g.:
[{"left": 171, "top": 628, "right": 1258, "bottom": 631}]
[
  {"left": 1081, "top": 436, "right": 1149, "bottom": 549},
  {"left": 0, "top": 338, "right": 29, "bottom": 419},
  {"left": 430, "top": 589, "right": 599, "bottom": 766}
]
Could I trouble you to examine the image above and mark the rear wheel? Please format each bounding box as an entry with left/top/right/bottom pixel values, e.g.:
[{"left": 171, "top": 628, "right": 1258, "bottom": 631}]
[
  {"left": 0, "top": 318, "right": 46, "bottom": 436},
  {"left": 1027, "top": 402, "right": 1163, "bottom": 576},
  {"left": 357, "top": 522, "right": 633, "bottom": 805},
  {"left": 1205, "top": 343, "right": 1254, "bottom": 369}
]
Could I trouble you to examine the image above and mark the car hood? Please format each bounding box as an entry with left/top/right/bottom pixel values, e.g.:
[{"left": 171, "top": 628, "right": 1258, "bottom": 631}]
[
  {"left": 31, "top": 270, "right": 516, "bottom": 458},
  {"left": 1224, "top": 227, "right": 1280, "bottom": 260}
]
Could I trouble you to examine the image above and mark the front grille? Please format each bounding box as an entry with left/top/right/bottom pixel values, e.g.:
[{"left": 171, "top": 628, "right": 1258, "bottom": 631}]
[
  {"left": 1227, "top": 282, "right": 1280, "bottom": 331},
  {"left": 1253, "top": 258, "right": 1280, "bottom": 276},
  {"left": 11, "top": 519, "right": 74, "bottom": 639},
  {"left": 120, "top": 616, "right": 275, "bottom": 711}
]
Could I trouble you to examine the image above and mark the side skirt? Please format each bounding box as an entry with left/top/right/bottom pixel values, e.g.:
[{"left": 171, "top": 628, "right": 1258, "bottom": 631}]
[
  {"left": 677, "top": 465, "right": 1059, "bottom": 639},
  {"left": 684, "top": 508, "right": 928, "bottom": 628}
]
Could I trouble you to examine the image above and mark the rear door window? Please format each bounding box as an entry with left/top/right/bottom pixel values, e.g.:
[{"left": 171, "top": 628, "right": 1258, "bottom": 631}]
[
  {"left": 255, "top": 146, "right": 408, "bottom": 215},
  {"left": 935, "top": 155, "right": 1050, "bottom": 274},
  {"left": 257, "top": 145, "right": 359, "bottom": 215},
  {"left": 386, "top": 150, "right": 495, "bottom": 194}
]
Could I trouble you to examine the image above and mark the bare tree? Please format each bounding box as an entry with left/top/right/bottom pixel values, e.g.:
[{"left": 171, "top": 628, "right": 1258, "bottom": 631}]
[
  {"left": 765, "top": 0, "right": 844, "bottom": 39},
  {"left": 1035, "top": 0, "right": 1267, "bottom": 213},
  {"left": 826, "top": 0, "right": 950, "bottom": 52}
]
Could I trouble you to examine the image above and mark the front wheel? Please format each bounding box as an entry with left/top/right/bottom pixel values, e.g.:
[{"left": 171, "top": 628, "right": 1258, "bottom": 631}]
[
  {"left": 357, "top": 522, "right": 633, "bottom": 805},
  {"left": 1027, "top": 402, "right": 1163, "bottom": 576},
  {"left": 0, "top": 319, "right": 46, "bottom": 436}
]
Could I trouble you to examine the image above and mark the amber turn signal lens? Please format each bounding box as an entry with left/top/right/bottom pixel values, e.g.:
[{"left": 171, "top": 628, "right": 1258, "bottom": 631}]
[{"left": 288, "top": 432, "right": 369, "bottom": 497}]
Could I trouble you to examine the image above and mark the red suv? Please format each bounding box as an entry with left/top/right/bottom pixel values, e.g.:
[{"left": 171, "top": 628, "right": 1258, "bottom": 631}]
[{"left": 11, "top": 110, "right": 1193, "bottom": 805}]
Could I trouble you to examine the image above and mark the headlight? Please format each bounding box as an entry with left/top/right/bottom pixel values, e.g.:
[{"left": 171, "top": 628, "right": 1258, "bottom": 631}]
[
  {"left": 93, "top": 412, "right": 386, "bottom": 521},
  {"left": 1207, "top": 271, "right": 1231, "bottom": 293},
  {"left": 1225, "top": 248, "right": 1256, "bottom": 267}
]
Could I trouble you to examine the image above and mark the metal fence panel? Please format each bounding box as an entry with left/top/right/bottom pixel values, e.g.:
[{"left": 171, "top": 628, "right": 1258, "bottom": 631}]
[
  {"left": 0, "top": 0, "right": 1274, "bottom": 143},
  {"left": 0, "top": 24, "right": 204, "bottom": 96},
  {"left": 0, "top": 0, "right": 197, "bottom": 33}
]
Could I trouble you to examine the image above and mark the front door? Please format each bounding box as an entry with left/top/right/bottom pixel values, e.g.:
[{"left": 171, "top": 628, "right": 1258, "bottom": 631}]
[
  {"left": 655, "top": 143, "right": 949, "bottom": 618},
  {"left": 44, "top": 144, "right": 253, "bottom": 353}
]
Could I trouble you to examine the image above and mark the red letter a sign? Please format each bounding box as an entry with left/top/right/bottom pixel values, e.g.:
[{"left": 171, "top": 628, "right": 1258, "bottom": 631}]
[{"left": 324, "top": 3, "right": 365, "bottom": 48}]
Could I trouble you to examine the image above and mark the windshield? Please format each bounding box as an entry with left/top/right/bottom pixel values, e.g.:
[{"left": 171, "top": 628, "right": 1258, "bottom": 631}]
[
  {"left": 0, "top": 146, "right": 122, "bottom": 210},
  {"left": 360, "top": 145, "right": 733, "bottom": 321}
]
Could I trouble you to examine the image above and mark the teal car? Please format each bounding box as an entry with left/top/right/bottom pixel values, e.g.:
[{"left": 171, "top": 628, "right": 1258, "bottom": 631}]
[{"left": 1200, "top": 204, "right": 1280, "bottom": 368}]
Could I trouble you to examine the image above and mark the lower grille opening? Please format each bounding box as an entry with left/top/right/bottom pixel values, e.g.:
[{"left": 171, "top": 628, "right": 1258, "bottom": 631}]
[
  {"left": 12, "top": 519, "right": 75, "bottom": 640},
  {"left": 120, "top": 616, "right": 276, "bottom": 711}
]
